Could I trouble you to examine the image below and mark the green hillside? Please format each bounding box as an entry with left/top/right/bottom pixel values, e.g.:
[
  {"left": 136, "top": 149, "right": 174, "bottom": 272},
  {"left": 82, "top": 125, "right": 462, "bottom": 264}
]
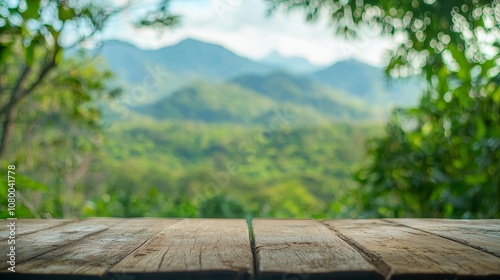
[
  {"left": 132, "top": 81, "right": 355, "bottom": 125},
  {"left": 232, "top": 72, "right": 370, "bottom": 120},
  {"left": 98, "top": 118, "right": 383, "bottom": 218},
  {"left": 131, "top": 70, "right": 384, "bottom": 125},
  {"left": 134, "top": 82, "right": 276, "bottom": 124}
]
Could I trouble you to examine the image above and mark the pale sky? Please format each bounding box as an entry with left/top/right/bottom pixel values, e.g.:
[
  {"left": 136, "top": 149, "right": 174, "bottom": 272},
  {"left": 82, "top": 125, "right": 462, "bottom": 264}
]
[{"left": 102, "top": 0, "right": 397, "bottom": 67}]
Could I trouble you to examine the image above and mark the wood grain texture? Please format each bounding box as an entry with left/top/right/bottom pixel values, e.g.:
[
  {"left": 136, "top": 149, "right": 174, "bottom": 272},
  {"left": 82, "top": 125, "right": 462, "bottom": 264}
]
[
  {"left": 1, "top": 218, "right": 499, "bottom": 279},
  {"left": 252, "top": 219, "right": 381, "bottom": 280},
  {"left": 323, "top": 219, "right": 500, "bottom": 279},
  {"left": 109, "top": 219, "right": 253, "bottom": 280},
  {"left": 7, "top": 218, "right": 178, "bottom": 279},
  {"left": 0, "top": 218, "right": 121, "bottom": 271},
  {"left": 386, "top": 218, "right": 500, "bottom": 258},
  {"left": 0, "top": 219, "right": 75, "bottom": 239}
]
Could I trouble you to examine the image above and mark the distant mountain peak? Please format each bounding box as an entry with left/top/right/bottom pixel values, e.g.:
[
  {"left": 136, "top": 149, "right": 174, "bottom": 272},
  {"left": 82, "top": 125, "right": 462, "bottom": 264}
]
[
  {"left": 170, "top": 38, "right": 231, "bottom": 53},
  {"left": 175, "top": 38, "right": 217, "bottom": 47},
  {"left": 177, "top": 38, "right": 201, "bottom": 44},
  {"left": 99, "top": 37, "right": 275, "bottom": 82}
]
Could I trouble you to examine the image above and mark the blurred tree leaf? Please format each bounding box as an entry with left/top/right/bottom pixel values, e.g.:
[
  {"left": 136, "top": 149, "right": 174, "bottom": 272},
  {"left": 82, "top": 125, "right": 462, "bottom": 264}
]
[{"left": 268, "top": 0, "right": 500, "bottom": 218}]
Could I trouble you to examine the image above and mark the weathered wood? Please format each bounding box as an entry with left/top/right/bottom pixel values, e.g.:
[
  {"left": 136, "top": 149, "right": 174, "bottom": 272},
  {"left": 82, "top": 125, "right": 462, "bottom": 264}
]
[
  {"left": 323, "top": 219, "right": 500, "bottom": 279},
  {"left": 252, "top": 219, "right": 381, "bottom": 280},
  {"left": 109, "top": 219, "right": 253, "bottom": 280},
  {"left": 7, "top": 218, "right": 178, "bottom": 279},
  {"left": 0, "top": 219, "right": 75, "bottom": 239},
  {"left": 0, "top": 218, "right": 121, "bottom": 271},
  {"left": 386, "top": 218, "right": 500, "bottom": 258},
  {"left": 1, "top": 218, "right": 499, "bottom": 279}
]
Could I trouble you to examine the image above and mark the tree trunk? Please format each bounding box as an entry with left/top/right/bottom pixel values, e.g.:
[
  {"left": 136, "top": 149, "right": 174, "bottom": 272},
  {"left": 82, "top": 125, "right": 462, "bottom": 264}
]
[
  {"left": 0, "top": 57, "right": 56, "bottom": 156},
  {"left": 0, "top": 107, "right": 17, "bottom": 157}
]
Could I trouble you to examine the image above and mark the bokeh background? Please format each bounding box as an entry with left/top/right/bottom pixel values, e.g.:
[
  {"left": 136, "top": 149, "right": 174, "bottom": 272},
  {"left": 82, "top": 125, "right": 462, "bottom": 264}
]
[{"left": 0, "top": 0, "right": 499, "bottom": 219}]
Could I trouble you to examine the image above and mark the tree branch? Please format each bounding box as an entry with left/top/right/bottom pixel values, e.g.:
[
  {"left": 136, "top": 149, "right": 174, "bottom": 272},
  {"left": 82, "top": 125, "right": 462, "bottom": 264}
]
[
  {"left": 0, "top": 48, "right": 59, "bottom": 117},
  {"left": 0, "top": 65, "right": 32, "bottom": 113}
]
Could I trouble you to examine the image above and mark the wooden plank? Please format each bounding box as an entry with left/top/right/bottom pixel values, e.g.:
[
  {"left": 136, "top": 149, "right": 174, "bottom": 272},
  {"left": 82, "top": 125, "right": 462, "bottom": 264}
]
[
  {"left": 109, "top": 219, "right": 253, "bottom": 280},
  {"left": 386, "top": 219, "right": 500, "bottom": 258},
  {"left": 0, "top": 219, "right": 75, "bottom": 239},
  {"left": 0, "top": 218, "right": 121, "bottom": 271},
  {"left": 4, "top": 218, "right": 178, "bottom": 279},
  {"left": 323, "top": 219, "right": 500, "bottom": 279},
  {"left": 252, "top": 219, "right": 381, "bottom": 280}
]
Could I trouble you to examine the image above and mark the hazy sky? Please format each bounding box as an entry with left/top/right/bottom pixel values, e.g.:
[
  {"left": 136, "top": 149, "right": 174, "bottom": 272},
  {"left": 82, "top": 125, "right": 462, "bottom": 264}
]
[{"left": 104, "top": 0, "right": 396, "bottom": 67}]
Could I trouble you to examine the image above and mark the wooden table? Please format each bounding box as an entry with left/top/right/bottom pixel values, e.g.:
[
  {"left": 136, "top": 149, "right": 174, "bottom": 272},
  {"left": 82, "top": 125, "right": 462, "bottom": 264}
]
[{"left": 1, "top": 218, "right": 499, "bottom": 279}]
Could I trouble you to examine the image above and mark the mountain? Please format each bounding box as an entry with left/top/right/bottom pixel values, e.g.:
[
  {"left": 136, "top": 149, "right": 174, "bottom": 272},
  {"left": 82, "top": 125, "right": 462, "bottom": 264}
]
[
  {"left": 132, "top": 80, "right": 360, "bottom": 125},
  {"left": 312, "top": 59, "right": 421, "bottom": 107},
  {"left": 99, "top": 39, "right": 276, "bottom": 83},
  {"left": 134, "top": 82, "right": 275, "bottom": 124},
  {"left": 96, "top": 39, "right": 421, "bottom": 123},
  {"left": 313, "top": 60, "right": 383, "bottom": 98},
  {"left": 97, "top": 40, "right": 420, "bottom": 109},
  {"left": 259, "top": 51, "right": 321, "bottom": 74},
  {"left": 232, "top": 72, "right": 370, "bottom": 120}
]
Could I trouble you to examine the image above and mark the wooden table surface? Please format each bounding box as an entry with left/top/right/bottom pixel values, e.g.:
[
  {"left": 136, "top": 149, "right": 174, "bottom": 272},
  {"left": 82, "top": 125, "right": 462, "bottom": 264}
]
[{"left": 1, "top": 218, "right": 499, "bottom": 279}]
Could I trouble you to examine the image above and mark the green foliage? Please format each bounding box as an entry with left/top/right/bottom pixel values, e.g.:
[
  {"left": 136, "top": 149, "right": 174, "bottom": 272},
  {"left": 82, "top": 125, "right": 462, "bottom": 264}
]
[
  {"left": 267, "top": 0, "right": 499, "bottom": 77},
  {"left": 198, "top": 194, "right": 247, "bottom": 218},
  {"left": 0, "top": 54, "right": 402, "bottom": 220},
  {"left": 134, "top": 1, "right": 180, "bottom": 29},
  {"left": 0, "top": 0, "right": 179, "bottom": 218},
  {"left": 268, "top": 0, "right": 500, "bottom": 217},
  {"left": 0, "top": 0, "right": 179, "bottom": 155},
  {"left": 1, "top": 114, "right": 381, "bottom": 219},
  {"left": 90, "top": 120, "right": 381, "bottom": 219},
  {"left": 0, "top": 57, "right": 120, "bottom": 218},
  {"left": 356, "top": 52, "right": 500, "bottom": 218}
]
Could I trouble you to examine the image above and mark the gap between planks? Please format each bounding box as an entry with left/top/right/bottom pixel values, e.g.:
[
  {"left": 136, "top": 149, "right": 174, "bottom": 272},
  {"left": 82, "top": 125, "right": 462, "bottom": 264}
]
[
  {"left": 0, "top": 219, "right": 77, "bottom": 241},
  {"left": 3, "top": 218, "right": 180, "bottom": 279},
  {"left": 252, "top": 219, "right": 382, "bottom": 280},
  {"left": 383, "top": 218, "right": 500, "bottom": 259},
  {"left": 0, "top": 218, "right": 124, "bottom": 270},
  {"left": 322, "top": 219, "right": 500, "bottom": 279},
  {"left": 107, "top": 219, "right": 254, "bottom": 280}
]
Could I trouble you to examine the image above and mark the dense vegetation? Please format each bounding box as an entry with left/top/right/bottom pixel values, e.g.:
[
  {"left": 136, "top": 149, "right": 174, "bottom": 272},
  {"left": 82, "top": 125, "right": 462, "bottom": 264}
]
[
  {"left": 268, "top": 0, "right": 500, "bottom": 217},
  {"left": 1, "top": 109, "right": 381, "bottom": 218},
  {"left": 101, "top": 119, "right": 380, "bottom": 218}
]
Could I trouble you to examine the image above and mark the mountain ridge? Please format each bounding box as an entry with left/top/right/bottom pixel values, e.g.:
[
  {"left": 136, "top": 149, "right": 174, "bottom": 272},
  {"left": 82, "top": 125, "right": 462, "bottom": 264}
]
[
  {"left": 98, "top": 38, "right": 421, "bottom": 123},
  {"left": 99, "top": 39, "right": 277, "bottom": 82},
  {"left": 133, "top": 81, "right": 336, "bottom": 125}
]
